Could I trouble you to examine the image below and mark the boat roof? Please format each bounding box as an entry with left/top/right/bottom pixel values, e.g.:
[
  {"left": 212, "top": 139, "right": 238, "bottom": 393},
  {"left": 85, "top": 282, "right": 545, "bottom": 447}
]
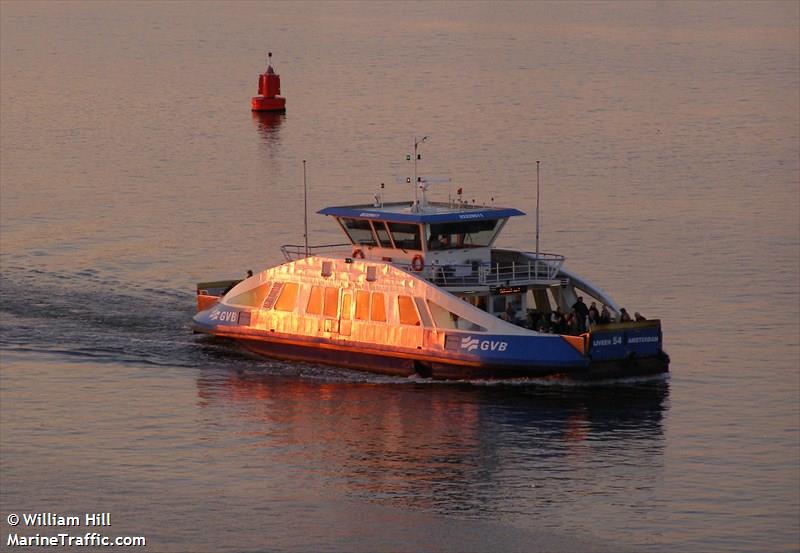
[{"left": 318, "top": 201, "right": 525, "bottom": 224}]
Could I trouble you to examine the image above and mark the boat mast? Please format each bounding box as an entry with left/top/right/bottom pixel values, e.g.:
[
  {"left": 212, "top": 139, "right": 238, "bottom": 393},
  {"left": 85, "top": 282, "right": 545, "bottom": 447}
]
[
  {"left": 536, "top": 160, "right": 540, "bottom": 262},
  {"left": 413, "top": 136, "right": 427, "bottom": 212},
  {"left": 303, "top": 159, "right": 309, "bottom": 257}
]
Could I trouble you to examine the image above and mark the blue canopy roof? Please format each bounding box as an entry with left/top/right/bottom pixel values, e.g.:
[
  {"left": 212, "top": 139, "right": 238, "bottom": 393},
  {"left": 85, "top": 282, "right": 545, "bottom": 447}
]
[{"left": 318, "top": 202, "right": 525, "bottom": 224}]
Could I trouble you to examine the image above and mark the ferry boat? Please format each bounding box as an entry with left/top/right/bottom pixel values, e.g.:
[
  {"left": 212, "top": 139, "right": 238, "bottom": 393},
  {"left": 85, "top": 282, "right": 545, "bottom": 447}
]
[{"left": 193, "top": 170, "right": 669, "bottom": 380}]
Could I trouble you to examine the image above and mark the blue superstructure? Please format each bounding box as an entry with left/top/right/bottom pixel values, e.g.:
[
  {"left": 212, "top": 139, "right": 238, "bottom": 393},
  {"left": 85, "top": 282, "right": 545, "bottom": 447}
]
[{"left": 318, "top": 202, "right": 525, "bottom": 224}]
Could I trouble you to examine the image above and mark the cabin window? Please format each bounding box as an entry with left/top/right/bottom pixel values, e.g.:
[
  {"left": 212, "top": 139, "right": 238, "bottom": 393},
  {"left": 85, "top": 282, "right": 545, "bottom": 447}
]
[
  {"left": 355, "top": 290, "right": 371, "bottom": 320},
  {"left": 413, "top": 297, "right": 433, "bottom": 328},
  {"left": 428, "top": 219, "right": 502, "bottom": 249},
  {"left": 370, "top": 292, "right": 387, "bottom": 322},
  {"left": 262, "top": 282, "right": 284, "bottom": 309},
  {"left": 341, "top": 218, "right": 377, "bottom": 246},
  {"left": 227, "top": 282, "right": 271, "bottom": 307},
  {"left": 321, "top": 261, "right": 333, "bottom": 277},
  {"left": 387, "top": 222, "right": 422, "bottom": 251},
  {"left": 341, "top": 292, "right": 352, "bottom": 320},
  {"left": 427, "top": 299, "right": 486, "bottom": 332},
  {"left": 306, "top": 286, "right": 323, "bottom": 315},
  {"left": 397, "top": 295, "right": 421, "bottom": 326},
  {"left": 274, "top": 283, "right": 299, "bottom": 312},
  {"left": 427, "top": 299, "right": 457, "bottom": 329},
  {"left": 373, "top": 221, "right": 394, "bottom": 248},
  {"left": 323, "top": 287, "right": 339, "bottom": 318}
]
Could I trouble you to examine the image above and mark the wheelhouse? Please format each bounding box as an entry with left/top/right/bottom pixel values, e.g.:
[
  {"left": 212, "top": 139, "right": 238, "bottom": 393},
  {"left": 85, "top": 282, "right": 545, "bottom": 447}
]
[{"left": 318, "top": 201, "right": 523, "bottom": 262}]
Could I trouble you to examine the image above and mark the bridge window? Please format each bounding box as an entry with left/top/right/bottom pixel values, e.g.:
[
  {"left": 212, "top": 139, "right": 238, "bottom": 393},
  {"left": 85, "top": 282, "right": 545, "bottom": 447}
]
[
  {"left": 428, "top": 219, "right": 502, "bottom": 249},
  {"left": 373, "top": 221, "right": 394, "bottom": 248},
  {"left": 340, "top": 218, "right": 377, "bottom": 246},
  {"left": 387, "top": 222, "right": 421, "bottom": 251},
  {"left": 227, "top": 282, "right": 272, "bottom": 307},
  {"left": 274, "top": 283, "right": 299, "bottom": 312}
]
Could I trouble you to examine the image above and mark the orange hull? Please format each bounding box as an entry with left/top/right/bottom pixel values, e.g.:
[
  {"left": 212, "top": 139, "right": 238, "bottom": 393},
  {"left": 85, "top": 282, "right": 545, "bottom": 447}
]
[{"left": 251, "top": 96, "right": 286, "bottom": 112}]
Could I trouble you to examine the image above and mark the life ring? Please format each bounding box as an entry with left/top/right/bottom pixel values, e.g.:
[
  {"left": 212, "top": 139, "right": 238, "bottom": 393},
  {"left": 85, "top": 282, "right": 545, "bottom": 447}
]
[
  {"left": 411, "top": 255, "right": 424, "bottom": 272},
  {"left": 352, "top": 249, "right": 365, "bottom": 259}
]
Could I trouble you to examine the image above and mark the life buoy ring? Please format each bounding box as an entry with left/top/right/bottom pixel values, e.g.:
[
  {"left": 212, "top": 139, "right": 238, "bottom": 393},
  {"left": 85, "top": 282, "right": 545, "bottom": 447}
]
[
  {"left": 411, "top": 255, "right": 424, "bottom": 272},
  {"left": 352, "top": 249, "right": 365, "bottom": 259}
]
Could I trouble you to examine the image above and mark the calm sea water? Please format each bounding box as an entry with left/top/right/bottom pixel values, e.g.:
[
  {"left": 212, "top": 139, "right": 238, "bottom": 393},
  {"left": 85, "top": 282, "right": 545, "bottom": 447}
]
[{"left": 1, "top": 1, "right": 798, "bottom": 552}]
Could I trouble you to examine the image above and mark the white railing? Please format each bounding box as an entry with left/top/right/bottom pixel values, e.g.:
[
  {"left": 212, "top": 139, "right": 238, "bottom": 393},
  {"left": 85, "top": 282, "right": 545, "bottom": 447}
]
[
  {"left": 402, "top": 253, "right": 565, "bottom": 287},
  {"left": 280, "top": 243, "right": 351, "bottom": 261},
  {"left": 280, "top": 244, "right": 565, "bottom": 288}
]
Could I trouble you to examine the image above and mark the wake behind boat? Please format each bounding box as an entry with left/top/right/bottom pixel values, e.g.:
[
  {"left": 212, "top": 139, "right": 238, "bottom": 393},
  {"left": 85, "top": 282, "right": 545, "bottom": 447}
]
[{"left": 193, "top": 156, "right": 669, "bottom": 380}]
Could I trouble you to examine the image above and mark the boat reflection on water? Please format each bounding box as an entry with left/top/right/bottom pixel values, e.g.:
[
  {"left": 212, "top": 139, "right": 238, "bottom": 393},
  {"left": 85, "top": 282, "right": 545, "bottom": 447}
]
[
  {"left": 251, "top": 110, "right": 285, "bottom": 142},
  {"left": 195, "top": 367, "right": 669, "bottom": 516}
]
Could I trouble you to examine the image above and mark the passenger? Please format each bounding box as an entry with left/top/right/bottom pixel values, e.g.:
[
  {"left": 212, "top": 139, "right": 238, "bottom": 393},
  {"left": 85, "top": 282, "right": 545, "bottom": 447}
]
[
  {"left": 568, "top": 311, "right": 582, "bottom": 335},
  {"left": 505, "top": 303, "right": 517, "bottom": 324},
  {"left": 587, "top": 309, "right": 598, "bottom": 329},
  {"left": 588, "top": 302, "right": 599, "bottom": 321},
  {"left": 634, "top": 311, "right": 647, "bottom": 322},
  {"left": 599, "top": 305, "right": 611, "bottom": 325},
  {"left": 619, "top": 308, "right": 632, "bottom": 323},
  {"left": 550, "top": 307, "right": 562, "bottom": 329},
  {"left": 246, "top": 270, "right": 253, "bottom": 278},
  {"left": 572, "top": 296, "right": 589, "bottom": 332}
]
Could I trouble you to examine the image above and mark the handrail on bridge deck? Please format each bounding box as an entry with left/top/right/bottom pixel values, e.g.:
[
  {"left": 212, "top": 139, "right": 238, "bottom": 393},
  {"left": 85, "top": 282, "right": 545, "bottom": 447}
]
[
  {"left": 280, "top": 244, "right": 565, "bottom": 288},
  {"left": 280, "top": 243, "right": 351, "bottom": 261},
  {"left": 415, "top": 253, "right": 566, "bottom": 287}
]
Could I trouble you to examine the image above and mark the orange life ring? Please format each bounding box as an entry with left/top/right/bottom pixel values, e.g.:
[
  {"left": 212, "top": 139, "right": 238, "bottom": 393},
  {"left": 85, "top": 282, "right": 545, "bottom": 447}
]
[
  {"left": 411, "top": 255, "right": 424, "bottom": 272},
  {"left": 352, "top": 249, "right": 365, "bottom": 259}
]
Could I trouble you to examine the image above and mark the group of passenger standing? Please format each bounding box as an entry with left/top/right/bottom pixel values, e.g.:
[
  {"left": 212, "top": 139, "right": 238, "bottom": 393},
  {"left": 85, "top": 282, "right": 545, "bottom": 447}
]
[{"left": 507, "top": 296, "right": 645, "bottom": 335}]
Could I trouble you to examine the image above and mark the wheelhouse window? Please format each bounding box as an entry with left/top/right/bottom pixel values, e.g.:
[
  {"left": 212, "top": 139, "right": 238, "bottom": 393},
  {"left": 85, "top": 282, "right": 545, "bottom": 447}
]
[
  {"left": 427, "top": 219, "right": 502, "bottom": 250},
  {"left": 387, "top": 222, "right": 422, "bottom": 251},
  {"left": 340, "top": 218, "right": 377, "bottom": 246},
  {"left": 373, "top": 221, "right": 395, "bottom": 248}
]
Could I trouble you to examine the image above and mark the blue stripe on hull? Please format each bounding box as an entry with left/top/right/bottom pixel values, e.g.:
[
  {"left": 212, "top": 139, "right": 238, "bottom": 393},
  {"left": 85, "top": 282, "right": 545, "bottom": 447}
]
[{"left": 195, "top": 324, "right": 668, "bottom": 380}]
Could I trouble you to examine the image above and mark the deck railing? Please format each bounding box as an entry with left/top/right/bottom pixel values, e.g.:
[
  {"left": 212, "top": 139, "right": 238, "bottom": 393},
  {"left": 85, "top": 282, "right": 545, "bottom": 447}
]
[
  {"left": 420, "top": 254, "right": 564, "bottom": 287},
  {"left": 280, "top": 244, "right": 565, "bottom": 287},
  {"left": 281, "top": 243, "right": 352, "bottom": 261}
]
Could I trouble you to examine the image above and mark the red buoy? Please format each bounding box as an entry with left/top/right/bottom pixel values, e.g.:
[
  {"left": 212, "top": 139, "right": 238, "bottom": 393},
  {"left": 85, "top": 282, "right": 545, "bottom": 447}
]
[{"left": 251, "top": 52, "right": 286, "bottom": 112}]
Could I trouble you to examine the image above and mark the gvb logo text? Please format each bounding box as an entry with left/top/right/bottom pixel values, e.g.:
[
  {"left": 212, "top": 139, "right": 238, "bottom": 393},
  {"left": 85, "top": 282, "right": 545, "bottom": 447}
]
[{"left": 460, "top": 337, "right": 508, "bottom": 352}]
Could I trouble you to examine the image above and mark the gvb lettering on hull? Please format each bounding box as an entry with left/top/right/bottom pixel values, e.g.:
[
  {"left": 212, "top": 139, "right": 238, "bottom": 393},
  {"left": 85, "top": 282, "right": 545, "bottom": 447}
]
[{"left": 461, "top": 337, "right": 508, "bottom": 352}]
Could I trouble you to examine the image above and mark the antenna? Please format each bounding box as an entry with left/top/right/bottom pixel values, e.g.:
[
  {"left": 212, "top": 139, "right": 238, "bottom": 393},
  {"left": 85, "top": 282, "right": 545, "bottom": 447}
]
[
  {"left": 536, "top": 160, "right": 540, "bottom": 263},
  {"left": 412, "top": 136, "right": 427, "bottom": 212},
  {"left": 303, "top": 160, "right": 309, "bottom": 257}
]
